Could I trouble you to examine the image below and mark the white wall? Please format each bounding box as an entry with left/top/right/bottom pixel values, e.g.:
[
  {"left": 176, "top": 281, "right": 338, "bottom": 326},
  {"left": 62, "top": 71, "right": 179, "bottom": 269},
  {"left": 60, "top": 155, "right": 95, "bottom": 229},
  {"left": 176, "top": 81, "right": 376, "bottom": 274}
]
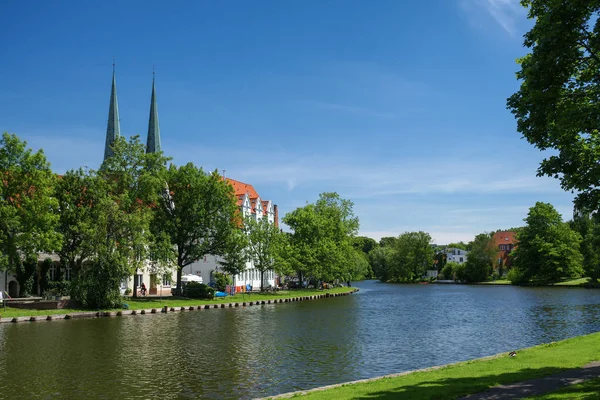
[{"left": 445, "top": 248, "right": 468, "bottom": 264}]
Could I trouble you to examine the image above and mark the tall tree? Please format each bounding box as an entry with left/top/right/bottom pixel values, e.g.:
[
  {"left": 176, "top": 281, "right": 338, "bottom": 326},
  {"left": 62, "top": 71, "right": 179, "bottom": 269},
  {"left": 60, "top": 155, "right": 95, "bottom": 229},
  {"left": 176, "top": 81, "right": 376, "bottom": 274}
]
[
  {"left": 54, "top": 168, "right": 107, "bottom": 283},
  {"left": 369, "top": 245, "right": 395, "bottom": 282},
  {"left": 80, "top": 135, "right": 170, "bottom": 305},
  {"left": 282, "top": 192, "right": 359, "bottom": 283},
  {"left": 217, "top": 229, "right": 250, "bottom": 280},
  {"left": 463, "top": 233, "right": 496, "bottom": 283},
  {"left": 507, "top": 1, "right": 600, "bottom": 210},
  {"left": 154, "top": 163, "right": 240, "bottom": 291},
  {"left": 570, "top": 208, "right": 600, "bottom": 282},
  {"left": 244, "top": 216, "right": 283, "bottom": 290},
  {"left": 392, "top": 231, "right": 434, "bottom": 282},
  {"left": 512, "top": 202, "right": 583, "bottom": 284},
  {"left": 0, "top": 133, "right": 62, "bottom": 296}
]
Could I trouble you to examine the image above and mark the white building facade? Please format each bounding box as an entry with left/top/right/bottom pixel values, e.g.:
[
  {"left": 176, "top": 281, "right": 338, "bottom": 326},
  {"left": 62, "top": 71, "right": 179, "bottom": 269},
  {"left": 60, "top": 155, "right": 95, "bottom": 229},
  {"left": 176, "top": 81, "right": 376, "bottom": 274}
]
[{"left": 445, "top": 248, "right": 468, "bottom": 264}]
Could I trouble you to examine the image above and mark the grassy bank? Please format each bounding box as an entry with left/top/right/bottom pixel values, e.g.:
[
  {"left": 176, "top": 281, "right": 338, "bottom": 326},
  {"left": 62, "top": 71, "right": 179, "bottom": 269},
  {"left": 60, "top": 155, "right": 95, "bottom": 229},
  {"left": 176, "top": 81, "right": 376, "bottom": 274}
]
[
  {"left": 272, "top": 332, "right": 600, "bottom": 400},
  {"left": 0, "top": 287, "right": 356, "bottom": 319},
  {"left": 525, "top": 377, "right": 600, "bottom": 399}
]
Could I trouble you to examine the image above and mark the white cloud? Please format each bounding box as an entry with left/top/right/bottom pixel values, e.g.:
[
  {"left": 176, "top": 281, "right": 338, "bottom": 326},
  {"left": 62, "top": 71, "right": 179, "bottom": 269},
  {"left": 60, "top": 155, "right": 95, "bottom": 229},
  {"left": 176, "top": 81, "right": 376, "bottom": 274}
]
[{"left": 459, "top": 0, "right": 527, "bottom": 36}]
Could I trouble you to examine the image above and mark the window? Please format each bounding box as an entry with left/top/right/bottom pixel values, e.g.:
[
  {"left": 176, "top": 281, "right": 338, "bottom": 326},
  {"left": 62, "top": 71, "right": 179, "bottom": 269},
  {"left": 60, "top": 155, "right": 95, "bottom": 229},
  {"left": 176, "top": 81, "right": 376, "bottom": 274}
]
[
  {"left": 65, "top": 265, "right": 72, "bottom": 281},
  {"left": 162, "top": 274, "right": 171, "bottom": 286},
  {"left": 460, "top": 257, "right": 464, "bottom": 263},
  {"left": 49, "top": 264, "right": 57, "bottom": 281}
]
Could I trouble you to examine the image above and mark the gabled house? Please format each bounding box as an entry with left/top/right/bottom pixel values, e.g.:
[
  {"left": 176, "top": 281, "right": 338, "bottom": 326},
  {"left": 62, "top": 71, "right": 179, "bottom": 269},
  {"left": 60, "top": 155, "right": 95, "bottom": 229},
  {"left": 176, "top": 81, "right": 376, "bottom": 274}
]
[
  {"left": 445, "top": 247, "right": 468, "bottom": 264},
  {"left": 492, "top": 231, "right": 517, "bottom": 274}
]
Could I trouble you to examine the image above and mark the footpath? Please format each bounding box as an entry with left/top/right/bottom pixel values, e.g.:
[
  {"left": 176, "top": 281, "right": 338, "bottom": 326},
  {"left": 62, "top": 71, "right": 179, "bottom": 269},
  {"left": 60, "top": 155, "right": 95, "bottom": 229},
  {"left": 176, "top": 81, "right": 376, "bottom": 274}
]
[{"left": 460, "top": 361, "right": 600, "bottom": 399}]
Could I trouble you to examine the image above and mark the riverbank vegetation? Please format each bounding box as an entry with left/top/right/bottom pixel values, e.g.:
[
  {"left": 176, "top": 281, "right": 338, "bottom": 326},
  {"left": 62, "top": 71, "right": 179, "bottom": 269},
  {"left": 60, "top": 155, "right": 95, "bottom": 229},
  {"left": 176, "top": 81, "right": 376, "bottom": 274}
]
[
  {"left": 1, "top": 133, "right": 365, "bottom": 310},
  {"left": 0, "top": 286, "right": 357, "bottom": 319},
  {"left": 279, "top": 331, "right": 600, "bottom": 400}
]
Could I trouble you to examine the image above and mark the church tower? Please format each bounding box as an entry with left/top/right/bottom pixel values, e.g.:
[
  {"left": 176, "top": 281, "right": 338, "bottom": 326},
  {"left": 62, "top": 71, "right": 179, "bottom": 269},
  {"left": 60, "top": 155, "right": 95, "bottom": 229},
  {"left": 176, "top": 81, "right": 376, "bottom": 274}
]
[
  {"left": 146, "top": 73, "right": 161, "bottom": 154},
  {"left": 103, "top": 64, "right": 121, "bottom": 161}
]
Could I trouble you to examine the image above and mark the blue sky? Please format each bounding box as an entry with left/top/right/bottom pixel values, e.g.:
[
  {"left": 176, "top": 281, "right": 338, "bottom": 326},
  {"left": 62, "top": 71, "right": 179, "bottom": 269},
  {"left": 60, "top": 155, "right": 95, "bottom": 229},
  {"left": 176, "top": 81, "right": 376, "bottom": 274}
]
[{"left": 0, "top": 0, "right": 576, "bottom": 244}]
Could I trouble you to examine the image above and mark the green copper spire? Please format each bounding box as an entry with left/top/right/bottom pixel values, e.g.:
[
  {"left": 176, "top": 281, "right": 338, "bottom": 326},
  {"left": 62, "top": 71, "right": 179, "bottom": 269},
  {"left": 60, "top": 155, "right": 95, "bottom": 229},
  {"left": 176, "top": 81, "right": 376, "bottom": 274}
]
[
  {"left": 146, "top": 73, "right": 161, "bottom": 153},
  {"left": 103, "top": 65, "right": 121, "bottom": 161}
]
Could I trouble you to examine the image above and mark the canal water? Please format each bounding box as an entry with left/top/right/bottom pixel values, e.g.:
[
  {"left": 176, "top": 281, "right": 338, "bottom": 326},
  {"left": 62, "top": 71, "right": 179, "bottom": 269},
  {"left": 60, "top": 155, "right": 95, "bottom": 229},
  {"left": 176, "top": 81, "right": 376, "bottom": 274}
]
[{"left": 1, "top": 281, "right": 599, "bottom": 399}]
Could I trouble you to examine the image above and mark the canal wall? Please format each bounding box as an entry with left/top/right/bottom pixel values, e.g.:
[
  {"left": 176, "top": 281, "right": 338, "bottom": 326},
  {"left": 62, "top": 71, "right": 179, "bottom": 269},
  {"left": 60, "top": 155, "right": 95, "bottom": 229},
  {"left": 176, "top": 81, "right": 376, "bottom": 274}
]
[{"left": 0, "top": 288, "right": 359, "bottom": 324}]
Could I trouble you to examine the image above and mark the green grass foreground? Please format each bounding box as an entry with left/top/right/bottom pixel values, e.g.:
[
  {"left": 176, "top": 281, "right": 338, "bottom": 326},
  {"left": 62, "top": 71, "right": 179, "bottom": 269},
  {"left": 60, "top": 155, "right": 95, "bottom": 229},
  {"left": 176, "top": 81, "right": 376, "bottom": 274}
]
[
  {"left": 277, "top": 332, "right": 600, "bottom": 400},
  {"left": 0, "top": 287, "right": 356, "bottom": 319}
]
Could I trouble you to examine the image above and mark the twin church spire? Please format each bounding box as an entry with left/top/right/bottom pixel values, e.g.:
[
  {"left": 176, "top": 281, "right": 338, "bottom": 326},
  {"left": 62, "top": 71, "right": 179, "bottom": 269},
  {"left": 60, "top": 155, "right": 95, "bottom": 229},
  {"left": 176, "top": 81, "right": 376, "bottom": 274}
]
[{"left": 103, "top": 66, "right": 162, "bottom": 162}]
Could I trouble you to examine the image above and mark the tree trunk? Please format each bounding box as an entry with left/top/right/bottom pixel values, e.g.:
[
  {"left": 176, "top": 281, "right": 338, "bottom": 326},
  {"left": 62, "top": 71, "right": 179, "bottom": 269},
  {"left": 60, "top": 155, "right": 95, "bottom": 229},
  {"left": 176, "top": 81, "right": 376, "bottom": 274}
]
[
  {"left": 260, "top": 270, "right": 264, "bottom": 291},
  {"left": 176, "top": 266, "right": 183, "bottom": 296}
]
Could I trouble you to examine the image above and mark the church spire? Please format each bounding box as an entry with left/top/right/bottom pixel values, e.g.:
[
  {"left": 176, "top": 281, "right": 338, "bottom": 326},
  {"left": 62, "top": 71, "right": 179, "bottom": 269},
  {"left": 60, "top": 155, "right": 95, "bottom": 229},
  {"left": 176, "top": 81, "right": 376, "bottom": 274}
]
[
  {"left": 146, "top": 70, "right": 161, "bottom": 154},
  {"left": 103, "top": 62, "right": 121, "bottom": 161}
]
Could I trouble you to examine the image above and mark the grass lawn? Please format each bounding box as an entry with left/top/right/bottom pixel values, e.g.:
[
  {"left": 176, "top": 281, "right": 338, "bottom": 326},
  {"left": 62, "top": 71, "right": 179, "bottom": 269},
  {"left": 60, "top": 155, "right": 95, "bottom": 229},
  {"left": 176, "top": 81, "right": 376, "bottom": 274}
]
[
  {"left": 275, "top": 332, "right": 600, "bottom": 400},
  {"left": 477, "top": 280, "right": 512, "bottom": 285},
  {"left": 552, "top": 277, "right": 590, "bottom": 286},
  {"left": 524, "top": 377, "right": 600, "bottom": 399},
  {"left": 0, "top": 287, "right": 356, "bottom": 319}
]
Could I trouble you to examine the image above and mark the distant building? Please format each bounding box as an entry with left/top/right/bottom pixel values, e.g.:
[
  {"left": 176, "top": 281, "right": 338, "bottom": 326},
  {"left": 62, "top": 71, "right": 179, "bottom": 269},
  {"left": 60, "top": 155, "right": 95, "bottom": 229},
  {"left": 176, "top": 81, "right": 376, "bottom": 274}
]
[
  {"left": 492, "top": 231, "right": 517, "bottom": 274},
  {"left": 445, "top": 247, "right": 468, "bottom": 264}
]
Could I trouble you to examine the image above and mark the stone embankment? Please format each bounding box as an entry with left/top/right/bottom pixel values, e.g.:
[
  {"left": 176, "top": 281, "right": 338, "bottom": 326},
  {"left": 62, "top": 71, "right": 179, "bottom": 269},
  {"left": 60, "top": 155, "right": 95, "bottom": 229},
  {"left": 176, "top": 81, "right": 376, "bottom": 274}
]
[{"left": 0, "top": 288, "right": 359, "bottom": 324}]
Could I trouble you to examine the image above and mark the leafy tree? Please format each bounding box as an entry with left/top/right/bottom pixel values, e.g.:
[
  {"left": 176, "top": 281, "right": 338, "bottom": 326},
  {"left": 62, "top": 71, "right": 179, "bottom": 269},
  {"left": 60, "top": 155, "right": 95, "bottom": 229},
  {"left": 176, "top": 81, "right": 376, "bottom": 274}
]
[
  {"left": 369, "top": 245, "right": 395, "bottom": 282},
  {"left": 154, "top": 163, "right": 240, "bottom": 291},
  {"left": 54, "top": 168, "right": 108, "bottom": 284},
  {"left": 441, "top": 262, "right": 457, "bottom": 280},
  {"left": 244, "top": 215, "right": 283, "bottom": 291},
  {"left": 391, "top": 231, "right": 434, "bottom": 282},
  {"left": 507, "top": 1, "right": 600, "bottom": 210},
  {"left": 0, "top": 133, "right": 62, "bottom": 296},
  {"left": 570, "top": 208, "right": 600, "bottom": 282},
  {"left": 73, "top": 135, "right": 169, "bottom": 307},
  {"left": 433, "top": 250, "right": 447, "bottom": 272},
  {"left": 282, "top": 192, "right": 359, "bottom": 283},
  {"left": 379, "top": 236, "right": 398, "bottom": 248},
  {"left": 352, "top": 236, "right": 378, "bottom": 255},
  {"left": 463, "top": 233, "right": 495, "bottom": 283},
  {"left": 217, "top": 229, "right": 250, "bottom": 278},
  {"left": 447, "top": 242, "right": 467, "bottom": 251},
  {"left": 512, "top": 202, "right": 583, "bottom": 284}
]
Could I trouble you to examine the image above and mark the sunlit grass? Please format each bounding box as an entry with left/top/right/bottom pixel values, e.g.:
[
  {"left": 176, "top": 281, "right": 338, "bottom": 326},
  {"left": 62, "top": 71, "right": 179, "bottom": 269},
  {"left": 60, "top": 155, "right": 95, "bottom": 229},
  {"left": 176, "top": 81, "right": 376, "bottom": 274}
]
[
  {"left": 274, "top": 332, "right": 600, "bottom": 400},
  {"left": 553, "top": 277, "right": 590, "bottom": 286}
]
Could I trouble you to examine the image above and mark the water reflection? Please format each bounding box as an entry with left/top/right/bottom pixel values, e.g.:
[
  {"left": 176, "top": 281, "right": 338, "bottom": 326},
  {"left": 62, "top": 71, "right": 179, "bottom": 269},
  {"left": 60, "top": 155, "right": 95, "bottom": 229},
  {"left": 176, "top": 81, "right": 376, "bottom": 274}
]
[{"left": 0, "top": 282, "right": 599, "bottom": 398}]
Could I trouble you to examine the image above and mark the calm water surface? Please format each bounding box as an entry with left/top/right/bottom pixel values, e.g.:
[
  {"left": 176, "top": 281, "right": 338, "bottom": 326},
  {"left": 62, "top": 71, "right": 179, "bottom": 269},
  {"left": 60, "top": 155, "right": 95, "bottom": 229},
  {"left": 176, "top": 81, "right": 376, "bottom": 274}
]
[{"left": 1, "top": 281, "right": 600, "bottom": 399}]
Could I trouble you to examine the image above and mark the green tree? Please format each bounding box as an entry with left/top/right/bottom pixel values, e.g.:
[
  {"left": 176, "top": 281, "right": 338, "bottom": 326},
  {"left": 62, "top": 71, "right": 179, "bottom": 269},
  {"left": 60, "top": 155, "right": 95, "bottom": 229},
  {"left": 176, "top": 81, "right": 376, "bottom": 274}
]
[
  {"left": 154, "top": 163, "right": 240, "bottom": 291},
  {"left": 75, "top": 135, "right": 170, "bottom": 306},
  {"left": 282, "top": 192, "right": 359, "bottom": 283},
  {"left": 369, "top": 245, "right": 395, "bottom": 282},
  {"left": 392, "top": 231, "right": 434, "bottom": 282},
  {"left": 570, "top": 208, "right": 600, "bottom": 282},
  {"left": 507, "top": 1, "right": 600, "bottom": 210},
  {"left": 463, "top": 233, "right": 495, "bottom": 283},
  {"left": 379, "top": 236, "right": 398, "bottom": 248},
  {"left": 244, "top": 216, "right": 283, "bottom": 291},
  {"left": 447, "top": 242, "right": 467, "bottom": 251},
  {"left": 217, "top": 229, "right": 250, "bottom": 279},
  {"left": 54, "top": 168, "right": 108, "bottom": 287},
  {"left": 0, "top": 133, "right": 62, "bottom": 296},
  {"left": 512, "top": 202, "right": 583, "bottom": 284}
]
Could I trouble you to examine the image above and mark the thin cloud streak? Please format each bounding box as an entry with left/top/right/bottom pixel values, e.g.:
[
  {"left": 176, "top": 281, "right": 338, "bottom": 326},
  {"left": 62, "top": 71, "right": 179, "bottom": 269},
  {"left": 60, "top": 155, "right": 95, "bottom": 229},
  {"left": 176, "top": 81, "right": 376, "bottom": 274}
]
[{"left": 459, "top": 0, "right": 527, "bottom": 36}]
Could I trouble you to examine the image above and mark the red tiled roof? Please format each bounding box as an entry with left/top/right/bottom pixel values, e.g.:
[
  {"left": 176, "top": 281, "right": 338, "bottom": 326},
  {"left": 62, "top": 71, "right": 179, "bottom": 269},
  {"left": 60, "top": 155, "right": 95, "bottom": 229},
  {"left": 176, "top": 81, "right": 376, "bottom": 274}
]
[{"left": 492, "top": 231, "right": 517, "bottom": 247}]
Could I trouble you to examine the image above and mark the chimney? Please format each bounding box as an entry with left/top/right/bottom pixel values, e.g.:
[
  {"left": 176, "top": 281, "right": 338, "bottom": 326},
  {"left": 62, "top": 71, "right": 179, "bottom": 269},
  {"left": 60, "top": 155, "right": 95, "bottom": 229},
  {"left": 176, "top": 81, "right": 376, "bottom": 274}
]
[{"left": 274, "top": 204, "right": 279, "bottom": 228}]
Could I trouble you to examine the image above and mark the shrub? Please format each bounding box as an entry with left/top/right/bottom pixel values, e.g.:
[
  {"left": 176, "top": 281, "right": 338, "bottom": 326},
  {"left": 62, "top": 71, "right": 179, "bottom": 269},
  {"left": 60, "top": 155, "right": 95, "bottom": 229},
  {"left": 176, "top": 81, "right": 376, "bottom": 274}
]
[
  {"left": 184, "top": 282, "right": 215, "bottom": 299},
  {"left": 441, "top": 263, "right": 455, "bottom": 280},
  {"left": 453, "top": 263, "right": 467, "bottom": 282},
  {"left": 124, "top": 288, "right": 132, "bottom": 295},
  {"left": 47, "top": 280, "right": 71, "bottom": 297},
  {"left": 213, "top": 271, "right": 232, "bottom": 292},
  {"left": 507, "top": 267, "right": 528, "bottom": 285}
]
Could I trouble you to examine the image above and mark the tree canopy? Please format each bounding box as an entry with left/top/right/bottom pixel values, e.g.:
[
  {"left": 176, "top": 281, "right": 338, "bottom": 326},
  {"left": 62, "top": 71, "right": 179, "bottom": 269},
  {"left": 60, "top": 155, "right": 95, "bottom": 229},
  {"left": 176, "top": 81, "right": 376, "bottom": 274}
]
[
  {"left": 512, "top": 202, "right": 583, "bottom": 284},
  {"left": 507, "top": 1, "right": 600, "bottom": 210},
  {"left": 0, "top": 133, "right": 62, "bottom": 295},
  {"left": 154, "top": 163, "right": 240, "bottom": 290},
  {"left": 282, "top": 192, "right": 359, "bottom": 282}
]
